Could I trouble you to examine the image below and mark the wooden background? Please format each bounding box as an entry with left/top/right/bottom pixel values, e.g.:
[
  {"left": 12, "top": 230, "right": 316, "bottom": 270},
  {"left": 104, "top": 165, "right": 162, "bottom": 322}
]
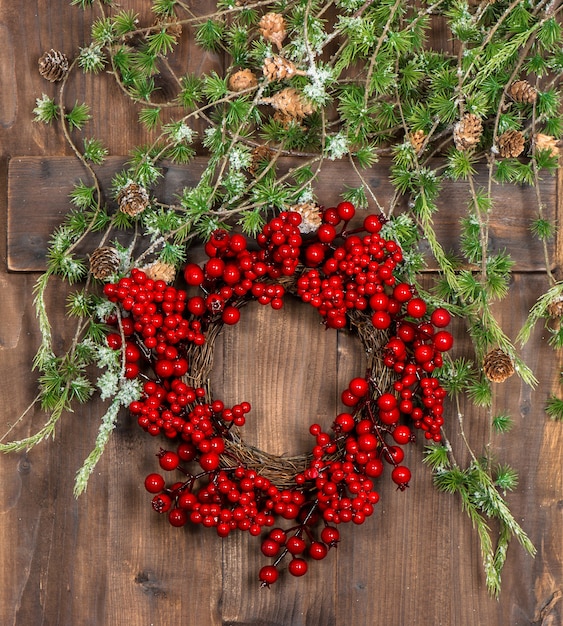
[{"left": 1, "top": 2, "right": 562, "bottom": 624}]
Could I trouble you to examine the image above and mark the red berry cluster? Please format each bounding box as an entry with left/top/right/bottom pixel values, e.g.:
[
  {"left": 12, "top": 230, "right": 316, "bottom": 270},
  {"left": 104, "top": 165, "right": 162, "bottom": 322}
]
[
  {"left": 182, "top": 212, "right": 304, "bottom": 321},
  {"left": 296, "top": 204, "right": 402, "bottom": 330},
  {"left": 100, "top": 202, "right": 453, "bottom": 586}
]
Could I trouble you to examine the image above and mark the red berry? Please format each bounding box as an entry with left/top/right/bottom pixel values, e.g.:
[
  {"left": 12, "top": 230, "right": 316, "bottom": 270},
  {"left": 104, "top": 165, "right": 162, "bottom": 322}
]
[
  {"left": 168, "top": 508, "right": 188, "bottom": 527},
  {"left": 393, "top": 283, "right": 412, "bottom": 303},
  {"left": 286, "top": 536, "right": 306, "bottom": 555},
  {"left": 348, "top": 377, "right": 369, "bottom": 397},
  {"left": 365, "top": 458, "right": 384, "bottom": 477},
  {"left": 144, "top": 473, "right": 166, "bottom": 493},
  {"left": 371, "top": 310, "right": 391, "bottom": 329},
  {"left": 183, "top": 263, "right": 204, "bottom": 286},
  {"left": 155, "top": 359, "right": 175, "bottom": 378},
  {"left": 106, "top": 333, "right": 122, "bottom": 350},
  {"left": 341, "top": 389, "right": 360, "bottom": 407},
  {"left": 392, "top": 425, "right": 412, "bottom": 445},
  {"left": 406, "top": 297, "right": 427, "bottom": 318},
  {"left": 304, "top": 243, "right": 326, "bottom": 267},
  {"left": 269, "top": 528, "right": 287, "bottom": 544},
  {"left": 205, "top": 258, "right": 225, "bottom": 279},
  {"left": 431, "top": 307, "right": 451, "bottom": 328},
  {"left": 159, "top": 451, "right": 180, "bottom": 471},
  {"left": 259, "top": 565, "right": 279, "bottom": 586},
  {"left": 317, "top": 224, "right": 337, "bottom": 243},
  {"left": 433, "top": 330, "right": 454, "bottom": 352},
  {"left": 391, "top": 465, "right": 411, "bottom": 488},
  {"left": 152, "top": 493, "right": 173, "bottom": 513},
  {"left": 261, "top": 539, "right": 281, "bottom": 557},
  {"left": 320, "top": 526, "right": 340, "bottom": 546},
  {"left": 414, "top": 344, "right": 434, "bottom": 364},
  {"left": 222, "top": 305, "right": 241, "bottom": 325},
  {"left": 288, "top": 558, "right": 308, "bottom": 577},
  {"left": 309, "top": 541, "right": 329, "bottom": 560},
  {"left": 124, "top": 362, "right": 140, "bottom": 379},
  {"left": 336, "top": 201, "right": 355, "bottom": 221},
  {"left": 187, "top": 296, "right": 206, "bottom": 316},
  {"left": 363, "top": 214, "right": 382, "bottom": 233},
  {"left": 200, "top": 452, "right": 220, "bottom": 471}
]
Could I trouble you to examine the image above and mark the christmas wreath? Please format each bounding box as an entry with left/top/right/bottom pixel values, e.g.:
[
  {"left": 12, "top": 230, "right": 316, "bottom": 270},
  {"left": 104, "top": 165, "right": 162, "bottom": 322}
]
[
  {"left": 99, "top": 203, "right": 454, "bottom": 584},
  {"left": 3, "top": 0, "right": 563, "bottom": 597}
]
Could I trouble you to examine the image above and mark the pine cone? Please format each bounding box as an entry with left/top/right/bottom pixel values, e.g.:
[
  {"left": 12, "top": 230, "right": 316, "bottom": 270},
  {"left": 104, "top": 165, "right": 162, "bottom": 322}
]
[
  {"left": 483, "top": 349, "right": 515, "bottom": 383},
  {"left": 273, "top": 110, "right": 302, "bottom": 129},
  {"left": 547, "top": 296, "right": 563, "bottom": 319},
  {"left": 263, "top": 56, "right": 305, "bottom": 82},
  {"left": 288, "top": 202, "right": 322, "bottom": 234},
  {"left": 228, "top": 69, "right": 258, "bottom": 92},
  {"left": 89, "top": 246, "right": 120, "bottom": 280},
  {"left": 143, "top": 261, "right": 176, "bottom": 284},
  {"left": 249, "top": 145, "right": 274, "bottom": 175},
  {"left": 259, "top": 13, "right": 286, "bottom": 50},
  {"left": 38, "top": 49, "right": 69, "bottom": 82},
  {"left": 155, "top": 17, "right": 182, "bottom": 39},
  {"left": 263, "top": 87, "right": 314, "bottom": 120},
  {"left": 409, "top": 129, "right": 427, "bottom": 153},
  {"left": 453, "top": 114, "right": 483, "bottom": 151},
  {"left": 117, "top": 182, "right": 150, "bottom": 216},
  {"left": 498, "top": 130, "right": 525, "bottom": 158},
  {"left": 508, "top": 80, "right": 537, "bottom": 104},
  {"left": 534, "top": 133, "right": 560, "bottom": 158}
]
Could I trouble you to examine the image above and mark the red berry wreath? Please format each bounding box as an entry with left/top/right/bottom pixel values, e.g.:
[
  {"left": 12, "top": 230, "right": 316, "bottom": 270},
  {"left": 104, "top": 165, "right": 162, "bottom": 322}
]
[{"left": 102, "top": 202, "right": 453, "bottom": 586}]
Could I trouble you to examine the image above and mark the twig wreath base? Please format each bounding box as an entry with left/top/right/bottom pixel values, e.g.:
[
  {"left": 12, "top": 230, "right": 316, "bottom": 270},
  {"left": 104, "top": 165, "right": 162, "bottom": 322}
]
[{"left": 103, "top": 204, "right": 453, "bottom": 585}]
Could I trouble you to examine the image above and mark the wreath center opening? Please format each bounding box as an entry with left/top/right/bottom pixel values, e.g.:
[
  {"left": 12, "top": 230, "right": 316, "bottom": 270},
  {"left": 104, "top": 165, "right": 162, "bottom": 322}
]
[{"left": 211, "top": 296, "right": 366, "bottom": 458}]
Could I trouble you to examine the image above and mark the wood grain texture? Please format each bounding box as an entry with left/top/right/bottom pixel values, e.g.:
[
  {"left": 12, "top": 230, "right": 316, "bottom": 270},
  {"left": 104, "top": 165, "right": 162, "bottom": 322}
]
[
  {"left": 7, "top": 156, "right": 557, "bottom": 273},
  {"left": 0, "top": 1, "right": 562, "bottom": 625}
]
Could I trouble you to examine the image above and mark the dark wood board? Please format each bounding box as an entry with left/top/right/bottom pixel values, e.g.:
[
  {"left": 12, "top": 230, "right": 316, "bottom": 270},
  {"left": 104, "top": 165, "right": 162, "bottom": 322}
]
[
  {"left": 7, "top": 156, "right": 558, "bottom": 273},
  {"left": 0, "top": 1, "right": 562, "bottom": 625}
]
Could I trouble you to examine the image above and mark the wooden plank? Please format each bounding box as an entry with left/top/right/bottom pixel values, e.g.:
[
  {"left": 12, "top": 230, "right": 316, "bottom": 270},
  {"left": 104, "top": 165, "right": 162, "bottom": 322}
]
[
  {"left": 2, "top": 0, "right": 563, "bottom": 623},
  {"left": 7, "top": 155, "right": 557, "bottom": 273}
]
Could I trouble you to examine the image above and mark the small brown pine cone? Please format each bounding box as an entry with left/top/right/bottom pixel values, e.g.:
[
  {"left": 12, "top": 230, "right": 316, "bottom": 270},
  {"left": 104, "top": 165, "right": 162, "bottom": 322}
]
[
  {"left": 38, "top": 49, "right": 69, "bottom": 82},
  {"left": 498, "top": 130, "right": 525, "bottom": 158},
  {"left": 483, "top": 349, "right": 515, "bottom": 383},
  {"left": 142, "top": 261, "right": 176, "bottom": 284},
  {"left": 117, "top": 182, "right": 150, "bottom": 217},
  {"left": 228, "top": 69, "right": 258, "bottom": 92},
  {"left": 249, "top": 145, "right": 274, "bottom": 175},
  {"left": 89, "top": 246, "right": 120, "bottom": 280},
  {"left": 262, "top": 56, "right": 305, "bottom": 82},
  {"left": 547, "top": 296, "right": 563, "bottom": 319},
  {"left": 155, "top": 17, "right": 182, "bottom": 39},
  {"left": 259, "top": 12, "right": 286, "bottom": 50},
  {"left": 409, "top": 129, "right": 427, "bottom": 153},
  {"left": 273, "top": 110, "right": 302, "bottom": 129},
  {"left": 534, "top": 133, "right": 560, "bottom": 158},
  {"left": 288, "top": 202, "right": 322, "bottom": 234},
  {"left": 264, "top": 87, "right": 314, "bottom": 120},
  {"left": 508, "top": 80, "right": 537, "bottom": 104},
  {"left": 453, "top": 114, "right": 483, "bottom": 151}
]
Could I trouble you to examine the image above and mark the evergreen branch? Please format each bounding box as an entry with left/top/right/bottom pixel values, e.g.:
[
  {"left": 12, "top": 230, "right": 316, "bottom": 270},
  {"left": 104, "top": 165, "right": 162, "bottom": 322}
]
[
  {"left": 0, "top": 389, "right": 71, "bottom": 452},
  {"left": 517, "top": 282, "right": 563, "bottom": 345}
]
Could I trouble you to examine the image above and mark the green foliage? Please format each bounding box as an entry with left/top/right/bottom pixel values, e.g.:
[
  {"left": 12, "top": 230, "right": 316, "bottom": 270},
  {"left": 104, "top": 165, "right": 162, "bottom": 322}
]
[
  {"left": 83, "top": 138, "right": 108, "bottom": 164},
  {"left": 33, "top": 95, "right": 60, "bottom": 123},
  {"left": 492, "top": 413, "right": 514, "bottom": 434},
  {"left": 196, "top": 19, "right": 225, "bottom": 52},
  {"left": 78, "top": 44, "right": 106, "bottom": 73},
  {"left": 546, "top": 395, "right": 563, "bottom": 421},
  {"left": 139, "top": 106, "right": 161, "bottom": 130},
  {"left": 65, "top": 103, "right": 91, "bottom": 130},
  {"left": 433, "top": 457, "right": 535, "bottom": 597},
  {"left": 11, "top": 0, "right": 563, "bottom": 595},
  {"left": 69, "top": 182, "right": 97, "bottom": 209}
]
